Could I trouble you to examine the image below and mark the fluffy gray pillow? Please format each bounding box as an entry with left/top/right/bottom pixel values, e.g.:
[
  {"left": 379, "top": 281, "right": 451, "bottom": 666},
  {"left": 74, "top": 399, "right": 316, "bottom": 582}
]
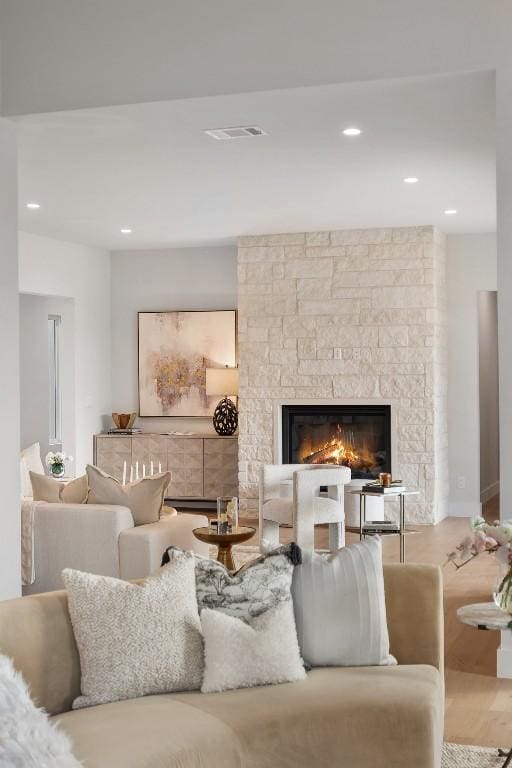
[
  {"left": 292, "top": 537, "right": 391, "bottom": 667},
  {"left": 63, "top": 550, "right": 203, "bottom": 709}
]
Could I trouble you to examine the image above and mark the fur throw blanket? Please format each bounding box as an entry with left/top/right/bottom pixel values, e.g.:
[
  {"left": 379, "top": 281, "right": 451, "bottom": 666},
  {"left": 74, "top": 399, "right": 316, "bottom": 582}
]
[{"left": 0, "top": 654, "right": 80, "bottom": 767}]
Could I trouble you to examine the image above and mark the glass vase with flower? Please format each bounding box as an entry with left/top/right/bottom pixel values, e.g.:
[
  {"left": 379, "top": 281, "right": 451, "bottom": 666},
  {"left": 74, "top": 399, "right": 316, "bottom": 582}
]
[{"left": 45, "top": 451, "right": 73, "bottom": 479}]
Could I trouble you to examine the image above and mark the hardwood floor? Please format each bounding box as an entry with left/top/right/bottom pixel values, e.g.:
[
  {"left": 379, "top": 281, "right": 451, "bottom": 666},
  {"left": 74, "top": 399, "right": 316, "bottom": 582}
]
[{"left": 182, "top": 496, "right": 512, "bottom": 747}]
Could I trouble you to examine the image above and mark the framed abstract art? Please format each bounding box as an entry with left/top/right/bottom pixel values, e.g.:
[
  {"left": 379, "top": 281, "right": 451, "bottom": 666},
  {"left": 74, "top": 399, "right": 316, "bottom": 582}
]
[{"left": 138, "top": 310, "right": 237, "bottom": 417}]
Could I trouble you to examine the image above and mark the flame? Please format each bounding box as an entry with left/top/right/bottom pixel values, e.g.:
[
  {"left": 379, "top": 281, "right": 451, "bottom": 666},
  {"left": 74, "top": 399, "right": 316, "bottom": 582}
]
[{"left": 302, "top": 425, "right": 375, "bottom": 472}]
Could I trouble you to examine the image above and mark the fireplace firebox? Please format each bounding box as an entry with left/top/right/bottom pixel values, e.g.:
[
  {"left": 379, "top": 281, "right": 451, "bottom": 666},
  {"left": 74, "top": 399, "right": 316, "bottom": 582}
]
[{"left": 281, "top": 404, "right": 391, "bottom": 480}]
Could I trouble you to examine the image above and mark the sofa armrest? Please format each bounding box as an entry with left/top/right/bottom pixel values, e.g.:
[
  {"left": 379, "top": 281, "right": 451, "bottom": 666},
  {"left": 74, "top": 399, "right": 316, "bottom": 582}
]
[
  {"left": 24, "top": 503, "right": 134, "bottom": 595},
  {"left": 119, "top": 513, "right": 209, "bottom": 580},
  {"left": 383, "top": 563, "right": 444, "bottom": 674}
]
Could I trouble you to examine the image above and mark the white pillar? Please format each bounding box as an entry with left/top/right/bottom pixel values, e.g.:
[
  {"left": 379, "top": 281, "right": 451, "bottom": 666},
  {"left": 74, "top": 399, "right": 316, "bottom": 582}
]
[{"left": 0, "top": 117, "right": 20, "bottom": 600}]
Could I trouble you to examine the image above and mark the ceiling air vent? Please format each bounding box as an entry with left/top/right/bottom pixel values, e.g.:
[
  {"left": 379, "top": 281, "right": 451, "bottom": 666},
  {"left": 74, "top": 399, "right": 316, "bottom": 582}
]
[{"left": 204, "top": 126, "right": 268, "bottom": 140}]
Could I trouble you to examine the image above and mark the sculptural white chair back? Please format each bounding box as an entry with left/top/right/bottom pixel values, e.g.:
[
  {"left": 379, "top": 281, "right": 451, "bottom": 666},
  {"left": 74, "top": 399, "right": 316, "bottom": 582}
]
[{"left": 259, "top": 464, "right": 351, "bottom": 553}]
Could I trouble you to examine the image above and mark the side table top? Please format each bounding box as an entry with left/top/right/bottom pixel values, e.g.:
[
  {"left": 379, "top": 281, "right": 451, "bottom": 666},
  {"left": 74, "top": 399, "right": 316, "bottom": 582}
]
[
  {"left": 457, "top": 602, "right": 511, "bottom": 630},
  {"left": 193, "top": 526, "right": 256, "bottom": 545}
]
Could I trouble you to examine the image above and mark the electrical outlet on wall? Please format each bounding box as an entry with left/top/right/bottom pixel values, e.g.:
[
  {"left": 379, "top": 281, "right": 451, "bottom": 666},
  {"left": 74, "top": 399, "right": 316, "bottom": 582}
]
[
  {"left": 456, "top": 475, "right": 466, "bottom": 490},
  {"left": 334, "top": 348, "right": 342, "bottom": 360}
]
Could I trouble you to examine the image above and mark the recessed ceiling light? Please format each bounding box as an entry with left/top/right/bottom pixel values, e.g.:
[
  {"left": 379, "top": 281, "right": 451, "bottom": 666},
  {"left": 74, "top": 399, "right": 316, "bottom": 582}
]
[
  {"left": 26, "top": 202, "right": 41, "bottom": 209},
  {"left": 444, "top": 209, "right": 457, "bottom": 215},
  {"left": 403, "top": 177, "right": 419, "bottom": 184},
  {"left": 342, "top": 127, "right": 362, "bottom": 136},
  {"left": 120, "top": 228, "right": 132, "bottom": 234}
]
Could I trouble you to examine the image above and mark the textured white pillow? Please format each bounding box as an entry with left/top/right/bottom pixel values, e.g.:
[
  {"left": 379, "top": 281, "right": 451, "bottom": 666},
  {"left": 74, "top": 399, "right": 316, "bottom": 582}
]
[
  {"left": 0, "top": 654, "right": 80, "bottom": 767},
  {"left": 86, "top": 464, "right": 171, "bottom": 525},
  {"left": 292, "top": 537, "right": 391, "bottom": 667},
  {"left": 62, "top": 552, "right": 203, "bottom": 709},
  {"left": 201, "top": 602, "right": 306, "bottom": 693}
]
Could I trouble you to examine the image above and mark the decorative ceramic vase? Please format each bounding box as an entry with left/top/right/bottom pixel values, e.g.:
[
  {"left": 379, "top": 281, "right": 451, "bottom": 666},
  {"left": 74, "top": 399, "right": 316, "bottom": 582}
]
[
  {"left": 51, "top": 463, "right": 65, "bottom": 478},
  {"left": 494, "top": 565, "right": 512, "bottom": 613}
]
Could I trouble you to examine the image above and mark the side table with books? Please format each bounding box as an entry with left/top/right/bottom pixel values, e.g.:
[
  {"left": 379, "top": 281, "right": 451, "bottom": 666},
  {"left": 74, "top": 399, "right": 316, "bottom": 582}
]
[{"left": 348, "top": 482, "right": 419, "bottom": 563}]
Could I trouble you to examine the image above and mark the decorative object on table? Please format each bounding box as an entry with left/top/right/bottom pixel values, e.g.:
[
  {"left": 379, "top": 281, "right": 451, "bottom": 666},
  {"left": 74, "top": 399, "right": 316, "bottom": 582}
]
[
  {"left": 161, "top": 544, "right": 305, "bottom": 693},
  {"left": 363, "top": 479, "right": 405, "bottom": 494},
  {"left": 45, "top": 451, "right": 73, "bottom": 478},
  {"left": 447, "top": 517, "right": 512, "bottom": 613},
  {"left": 62, "top": 552, "right": 204, "bottom": 708},
  {"left": 292, "top": 537, "right": 393, "bottom": 667},
  {"left": 378, "top": 472, "right": 392, "bottom": 487},
  {"left": 29, "top": 472, "right": 88, "bottom": 504},
  {"left": 205, "top": 366, "right": 239, "bottom": 435},
  {"left": 112, "top": 412, "right": 136, "bottom": 430},
  {"left": 216, "top": 495, "right": 238, "bottom": 533},
  {"left": 192, "top": 525, "right": 255, "bottom": 571},
  {"left": 138, "top": 310, "right": 237, "bottom": 417},
  {"left": 456, "top": 603, "right": 512, "bottom": 768},
  {"left": 86, "top": 464, "right": 171, "bottom": 526},
  {"left": 0, "top": 654, "right": 81, "bottom": 767}
]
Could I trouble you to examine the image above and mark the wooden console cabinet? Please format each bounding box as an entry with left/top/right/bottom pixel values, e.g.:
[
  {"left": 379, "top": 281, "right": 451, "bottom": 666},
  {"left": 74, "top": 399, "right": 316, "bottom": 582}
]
[{"left": 93, "top": 433, "right": 238, "bottom": 501}]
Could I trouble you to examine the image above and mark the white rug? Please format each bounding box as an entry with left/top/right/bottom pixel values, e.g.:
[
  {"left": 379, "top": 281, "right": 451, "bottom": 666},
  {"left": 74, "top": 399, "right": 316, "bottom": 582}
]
[{"left": 443, "top": 743, "right": 508, "bottom": 766}]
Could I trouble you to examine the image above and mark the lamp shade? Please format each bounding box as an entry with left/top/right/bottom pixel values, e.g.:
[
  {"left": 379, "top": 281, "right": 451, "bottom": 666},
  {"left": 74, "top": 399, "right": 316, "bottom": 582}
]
[{"left": 205, "top": 367, "right": 239, "bottom": 396}]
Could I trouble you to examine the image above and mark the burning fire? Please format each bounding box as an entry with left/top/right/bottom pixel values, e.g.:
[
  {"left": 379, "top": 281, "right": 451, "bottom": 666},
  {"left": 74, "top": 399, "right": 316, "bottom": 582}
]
[{"left": 303, "top": 425, "right": 375, "bottom": 473}]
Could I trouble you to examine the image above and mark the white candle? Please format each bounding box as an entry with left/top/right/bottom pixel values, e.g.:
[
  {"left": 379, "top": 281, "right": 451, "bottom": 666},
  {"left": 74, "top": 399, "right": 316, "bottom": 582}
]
[
  {"left": 159, "top": 461, "right": 162, "bottom": 473},
  {"left": 150, "top": 460, "right": 154, "bottom": 476},
  {"left": 135, "top": 462, "right": 139, "bottom": 480},
  {"left": 142, "top": 463, "right": 146, "bottom": 478},
  {"left": 122, "top": 461, "right": 127, "bottom": 486},
  {"left": 129, "top": 464, "right": 133, "bottom": 483}
]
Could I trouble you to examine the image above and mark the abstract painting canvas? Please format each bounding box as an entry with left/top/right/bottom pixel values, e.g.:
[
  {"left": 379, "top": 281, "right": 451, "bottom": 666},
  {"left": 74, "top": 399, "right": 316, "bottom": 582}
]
[{"left": 138, "top": 310, "right": 237, "bottom": 417}]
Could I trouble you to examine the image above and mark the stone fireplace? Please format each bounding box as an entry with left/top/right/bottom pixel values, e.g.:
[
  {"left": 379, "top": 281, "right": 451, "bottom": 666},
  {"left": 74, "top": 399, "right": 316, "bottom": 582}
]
[{"left": 237, "top": 226, "right": 448, "bottom": 524}]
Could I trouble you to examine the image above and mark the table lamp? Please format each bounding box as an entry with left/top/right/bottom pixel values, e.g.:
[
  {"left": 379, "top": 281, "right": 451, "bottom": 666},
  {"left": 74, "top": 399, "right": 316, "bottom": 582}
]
[{"left": 205, "top": 366, "right": 239, "bottom": 436}]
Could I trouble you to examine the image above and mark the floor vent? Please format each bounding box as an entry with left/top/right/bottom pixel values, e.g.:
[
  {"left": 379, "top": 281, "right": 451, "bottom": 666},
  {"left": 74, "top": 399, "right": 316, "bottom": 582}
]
[{"left": 204, "top": 126, "right": 267, "bottom": 140}]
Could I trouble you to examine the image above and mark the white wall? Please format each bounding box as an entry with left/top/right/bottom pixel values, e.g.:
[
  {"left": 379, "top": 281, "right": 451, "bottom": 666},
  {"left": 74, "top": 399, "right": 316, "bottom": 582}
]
[
  {"left": 18, "top": 232, "right": 111, "bottom": 473},
  {"left": 0, "top": 118, "right": 20, "bottom": 599},
  {"left": 110, "top": 246, "right": 237, "bottom": 434},
  {"left": 447, "top": 233, "right": 497, "bottom": 517},
  {"left": 19, "top": 294, "right": 75, "bottom": 461}
]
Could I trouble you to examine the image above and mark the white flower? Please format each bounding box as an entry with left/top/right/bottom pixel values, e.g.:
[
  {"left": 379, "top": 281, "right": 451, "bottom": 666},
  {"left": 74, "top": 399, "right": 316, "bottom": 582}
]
[{"left": 471, "top": 516, "right": 486, "bottom": 531}]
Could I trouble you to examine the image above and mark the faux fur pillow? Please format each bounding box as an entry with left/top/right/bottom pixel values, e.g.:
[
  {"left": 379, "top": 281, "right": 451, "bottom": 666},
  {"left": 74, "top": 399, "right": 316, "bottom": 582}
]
[
  {"left": 62, "top": 551, "right": 203, "bottom": 709},
  {"left": 86, "top": 464, "right": 171, "bottom": 525},
  {"left": 0, "top": 654, "right": 80, "bottom": 767}
]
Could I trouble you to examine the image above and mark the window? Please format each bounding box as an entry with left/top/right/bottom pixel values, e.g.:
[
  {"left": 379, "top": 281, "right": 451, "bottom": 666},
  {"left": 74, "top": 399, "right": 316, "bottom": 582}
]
[{"left": 48, "top": 315, "right": 61, "bottom": 444}]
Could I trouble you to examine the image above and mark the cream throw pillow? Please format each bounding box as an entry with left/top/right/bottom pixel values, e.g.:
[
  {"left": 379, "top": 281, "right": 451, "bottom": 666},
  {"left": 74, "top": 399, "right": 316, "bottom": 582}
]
[
  {"left": 30, "top": 472, "right": 88, "bottom": 504},
  {"left": 292, "top": 537, "right": 391, "bottom": 667},
  {"left": 86, "top": 464, "right": 170, "bottom": 525},
  {"left": 62, "top": 553, "right": 203, "bottom": 709},
  {"left": 20, "top": 443, "right": 45, "bottom": 498}
]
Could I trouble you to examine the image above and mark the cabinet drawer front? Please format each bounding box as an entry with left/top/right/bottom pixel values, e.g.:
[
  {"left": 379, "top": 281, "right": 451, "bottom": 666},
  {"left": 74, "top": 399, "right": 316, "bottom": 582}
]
[
  {"left": 167, "top": 468, "right": 204, "bottom": 498},
  {"left": 95, "top": 437, "right": 132, "bottom": 455},
  {"left": 167, "top": 438, "right": 204, "bottom": 469},
  {"left": 131, "top": 436, "right": 167, "bottom": 469},
  {"left": 95, "top": 437, "right": 132, "bottom": 482},
  {"left": 203, "top": 438, "right": 237, "bottom": 468}
]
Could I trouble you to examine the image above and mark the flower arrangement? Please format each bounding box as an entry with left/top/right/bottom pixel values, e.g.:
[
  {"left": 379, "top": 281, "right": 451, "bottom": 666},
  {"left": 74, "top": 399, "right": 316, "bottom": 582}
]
[
  {"left": 447, "top": 517, "right": 512, "bottom": 614},
  {"left": 45, "top": 451, "right": 73, "bottom": 478}
]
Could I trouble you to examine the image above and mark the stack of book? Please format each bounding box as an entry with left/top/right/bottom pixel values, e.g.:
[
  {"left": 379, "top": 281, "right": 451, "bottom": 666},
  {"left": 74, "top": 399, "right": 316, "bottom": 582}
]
[
  {"left": 362, "top": 481, "right": 406, "bottom": 494},
  {"left": 362, "top": 520, "right": 400, "bottom": 534},
  {"left": 106, "top": 427, "right": 142, "bottom": 435}
]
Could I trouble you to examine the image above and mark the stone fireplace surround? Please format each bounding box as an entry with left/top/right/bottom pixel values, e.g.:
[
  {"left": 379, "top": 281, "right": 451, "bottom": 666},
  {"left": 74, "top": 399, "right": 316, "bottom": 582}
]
[{"left": 237, "top": 226, "right": 448, "bottom": 524}]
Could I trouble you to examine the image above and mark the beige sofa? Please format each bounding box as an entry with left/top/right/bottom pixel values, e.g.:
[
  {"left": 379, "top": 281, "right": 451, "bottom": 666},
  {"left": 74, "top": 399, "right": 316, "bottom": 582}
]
[
  {"left": 0, "top": 563, "right": 444, "bottom": 768},
  {"left": 23, "top": 503, "right": 209, "bottom": 594}
]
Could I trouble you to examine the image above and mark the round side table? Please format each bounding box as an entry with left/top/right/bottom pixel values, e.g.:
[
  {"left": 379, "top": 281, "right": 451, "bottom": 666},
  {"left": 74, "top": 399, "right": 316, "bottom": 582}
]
[
  {"left": 457, "top": 602, "right": 512, "bottom": 767},
  {"left": 192, "top": 526, "right": 256, "bottom": 571}
]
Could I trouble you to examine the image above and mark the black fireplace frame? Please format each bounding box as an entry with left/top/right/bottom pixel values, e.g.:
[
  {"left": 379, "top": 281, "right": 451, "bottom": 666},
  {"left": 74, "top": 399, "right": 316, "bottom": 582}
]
[{"left": 281, "top": 403, "right": 392, "bottom": 477}]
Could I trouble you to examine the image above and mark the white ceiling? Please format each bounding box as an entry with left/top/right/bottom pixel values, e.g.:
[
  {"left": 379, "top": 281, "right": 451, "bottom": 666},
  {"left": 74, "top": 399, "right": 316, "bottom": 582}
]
[
  {"left": 15, "top": 71, "right": 495, "bottom": 250},
  {"left": 0, "top": 0, "right": 501, "bottom": 117}
]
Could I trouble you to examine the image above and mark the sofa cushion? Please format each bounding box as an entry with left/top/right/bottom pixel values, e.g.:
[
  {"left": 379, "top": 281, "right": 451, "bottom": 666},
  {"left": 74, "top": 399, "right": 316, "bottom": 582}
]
[
  {"left": 62, "top": 552, "right": 203, "bottom": 709},
  {"left": 20, "top": 442, "right": 45, "bottom": 499},
  {"left": 292, "top": 537, "right": 390, "bottom": 667},
  {"left": 262, "top": 495, "right": 343, "bottom": 525},
  {"left": 86, "top": 464, "right": 171, "bottom": 525},
  {"left": 54, "top": 666, "right": 443, "bottom": 768},
  {"left": 30, "top": 472, "right": 88, "bottom": 504}
]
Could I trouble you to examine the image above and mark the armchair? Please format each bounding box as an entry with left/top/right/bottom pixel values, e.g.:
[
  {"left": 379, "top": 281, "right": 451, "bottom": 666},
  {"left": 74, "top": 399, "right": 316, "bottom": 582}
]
[{"left": 259, "top": 464, "right": 351, "bottom": 553}]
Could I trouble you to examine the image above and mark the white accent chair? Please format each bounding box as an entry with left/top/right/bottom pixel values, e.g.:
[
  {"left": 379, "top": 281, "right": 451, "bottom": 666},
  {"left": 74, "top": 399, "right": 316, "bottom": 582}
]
[{"left": 259, "top": 464, "right": 351, "bottom": 553}]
